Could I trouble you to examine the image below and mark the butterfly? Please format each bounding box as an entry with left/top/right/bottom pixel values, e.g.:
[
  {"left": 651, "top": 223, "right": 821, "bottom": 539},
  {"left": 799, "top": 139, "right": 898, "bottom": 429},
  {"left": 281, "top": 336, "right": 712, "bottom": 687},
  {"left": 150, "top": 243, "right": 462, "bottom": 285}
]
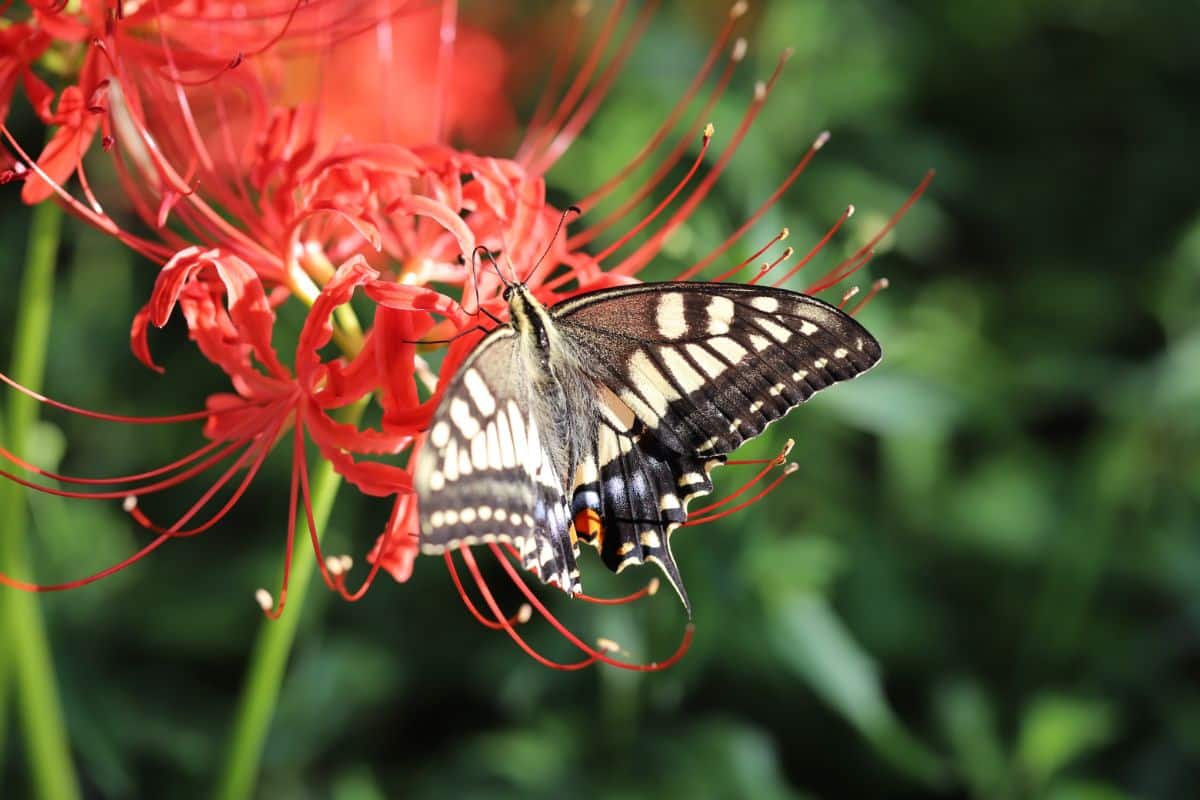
[{"left": 414, "top": 280, "right": 881, "bottom": 614}]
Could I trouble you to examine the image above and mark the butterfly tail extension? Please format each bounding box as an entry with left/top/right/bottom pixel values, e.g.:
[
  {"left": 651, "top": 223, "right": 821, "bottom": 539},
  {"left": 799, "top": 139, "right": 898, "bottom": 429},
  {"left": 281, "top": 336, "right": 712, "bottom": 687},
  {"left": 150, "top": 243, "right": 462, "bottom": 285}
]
[{"left": 571, "top": 412, "right": 724, "bottom": 617}]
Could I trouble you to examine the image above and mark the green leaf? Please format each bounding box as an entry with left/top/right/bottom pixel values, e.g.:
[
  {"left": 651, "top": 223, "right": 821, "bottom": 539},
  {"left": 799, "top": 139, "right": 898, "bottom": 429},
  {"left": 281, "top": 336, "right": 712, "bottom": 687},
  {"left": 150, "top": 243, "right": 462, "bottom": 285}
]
[
  {"left": 1016, "top": 695, "right": 1117, "bottom": 788},
  {"left": 934, "top": 679, "right": 1010, "bottom": 799},
  {"left": 771, "top": 594, "right": 947, "bottom": 787},
  {"left": 1044, "top": 779, "right": 1133, "bottom": 800}
]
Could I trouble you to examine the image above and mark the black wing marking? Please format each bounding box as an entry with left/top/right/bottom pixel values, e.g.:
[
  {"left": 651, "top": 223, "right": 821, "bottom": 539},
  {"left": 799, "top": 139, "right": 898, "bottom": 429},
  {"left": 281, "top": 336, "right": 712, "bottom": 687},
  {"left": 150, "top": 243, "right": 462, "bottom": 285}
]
[
  {"left": 553, "top": 282, "right": 882, "bottom": 458},
  {"left": 415, "top": 328, "right": 581, "bottom": 593},
  {"left": 569, "top": 386, "right": 724, "bottom": 616}
]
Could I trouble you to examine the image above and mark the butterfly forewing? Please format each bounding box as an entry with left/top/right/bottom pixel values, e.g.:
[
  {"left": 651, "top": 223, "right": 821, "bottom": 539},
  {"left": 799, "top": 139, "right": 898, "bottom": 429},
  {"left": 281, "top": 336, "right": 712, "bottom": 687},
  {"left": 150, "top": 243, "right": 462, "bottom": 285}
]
[
  {"left": 415, "top": 328, "right": 581, "bottom": 592},
  {"left": 552, "top": 282, "right": 882, "bottom": 458}
]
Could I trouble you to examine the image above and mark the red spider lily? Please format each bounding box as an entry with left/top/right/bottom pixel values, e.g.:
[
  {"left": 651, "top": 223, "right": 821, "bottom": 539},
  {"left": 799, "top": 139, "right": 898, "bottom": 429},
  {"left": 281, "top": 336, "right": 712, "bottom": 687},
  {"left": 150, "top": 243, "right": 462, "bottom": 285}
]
[
  {"left": 1, "top": 250, "right": 418, "bottom": 615},
  {"left": 0, "top": 22, "right": 51, "bottom": 126},
  {"left": 1, "top": 0, "right": 931, "bottom": 669}
]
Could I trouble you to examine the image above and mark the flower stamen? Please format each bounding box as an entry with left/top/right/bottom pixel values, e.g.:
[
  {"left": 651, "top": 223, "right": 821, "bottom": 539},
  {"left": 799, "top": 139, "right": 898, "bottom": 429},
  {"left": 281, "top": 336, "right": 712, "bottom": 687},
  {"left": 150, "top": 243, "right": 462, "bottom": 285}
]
[
  {"left": 443, "top": 550, "right": 533, "bottom": 631},
  {"left": 770, "top": 204, "right": 854, "bottom": 288},
  {"left": 681, "top": 128, "right": 828, "bottom": 280},
  {"left": 850, "top": 277, "right": 889, "bottom": 316},
  {"left": 804, "top": 169, "right": 934, "bottom": 295},
  {"left": 575, "top": 576, "right": 661, "bottom": 605},
  {"left": 570, "top": 4, "right": 747, "bottom": 219},
  {"left": 707, "top": 227, "right": 787, "bottom": 283},
  {"left": 458, "top": 546, "right": 599, "bottom": 669},
  {"left": 593, "top": 124, "right": 713, "bottom": 263},
  {"left": 612, "top": 48, "right": 793, "bottom": 277},
  {"left": 686, "top": 463, "right": 798, "bottom": 526},
  {"left": 516, "top": 0, "right": 629, "bottom": 166},
  {"left": 485, "top": 542, "right": 693, "bottom": 671},
  {"left": 747, "top": 245, "right": 794, "bottom": 285}
]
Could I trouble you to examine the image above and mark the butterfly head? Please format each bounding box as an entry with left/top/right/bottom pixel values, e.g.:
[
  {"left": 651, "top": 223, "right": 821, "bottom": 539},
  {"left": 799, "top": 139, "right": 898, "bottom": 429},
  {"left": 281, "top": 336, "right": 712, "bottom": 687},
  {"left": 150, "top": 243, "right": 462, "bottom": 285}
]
[{"left": 501, "top": 281, "right": 547, "bottom": 321}]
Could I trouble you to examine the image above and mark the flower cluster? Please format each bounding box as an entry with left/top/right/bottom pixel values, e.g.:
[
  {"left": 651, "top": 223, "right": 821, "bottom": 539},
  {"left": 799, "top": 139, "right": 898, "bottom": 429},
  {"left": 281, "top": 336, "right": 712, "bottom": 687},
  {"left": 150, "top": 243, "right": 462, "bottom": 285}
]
[{"left": 1, "top": 0, "right": 928, "bottom": 668}]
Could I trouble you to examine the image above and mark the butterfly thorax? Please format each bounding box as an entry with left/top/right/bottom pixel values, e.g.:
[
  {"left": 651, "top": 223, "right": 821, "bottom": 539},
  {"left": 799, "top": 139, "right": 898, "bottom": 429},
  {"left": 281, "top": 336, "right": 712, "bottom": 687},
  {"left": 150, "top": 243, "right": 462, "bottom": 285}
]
[
  {"left": 505, "top": 284, "right": 561, "bottom": 376},
  {"left": 504, "top": 284, "right": 599, "bottom": 491}
]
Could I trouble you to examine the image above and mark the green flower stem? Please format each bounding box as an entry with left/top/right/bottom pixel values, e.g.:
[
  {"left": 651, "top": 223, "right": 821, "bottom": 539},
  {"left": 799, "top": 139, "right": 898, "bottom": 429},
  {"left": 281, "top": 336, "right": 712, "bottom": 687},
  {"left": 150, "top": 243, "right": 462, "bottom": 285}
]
[
  {"left": 0, "top": 201, "right": 81, "bottom": 800},
  {"left": 214, "top": 400, "right": 365, "bottom": 800},
  {"left": 0, "top": 414, "right": 8, "bottom": 777}
]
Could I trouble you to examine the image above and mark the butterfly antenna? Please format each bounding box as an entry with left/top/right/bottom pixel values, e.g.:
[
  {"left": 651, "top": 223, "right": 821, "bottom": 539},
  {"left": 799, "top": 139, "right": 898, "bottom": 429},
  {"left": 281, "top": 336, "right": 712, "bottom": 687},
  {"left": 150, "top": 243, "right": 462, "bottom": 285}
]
[
  {"left": 522, "top": 205, "right": 581, "bottom": 284},
  {"left": 469, "top": 246, "right": 506, "bottom": 325},
  {"left": 473, "top": 245, "right": 509, "bottom": 286}
]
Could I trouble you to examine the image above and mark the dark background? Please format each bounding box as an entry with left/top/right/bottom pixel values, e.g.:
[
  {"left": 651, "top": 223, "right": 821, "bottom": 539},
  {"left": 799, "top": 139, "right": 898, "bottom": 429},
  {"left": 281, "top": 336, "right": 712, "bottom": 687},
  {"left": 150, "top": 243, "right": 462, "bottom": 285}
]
[{"left": 2, "top": 1, "right": 1199, "bottom": 797}]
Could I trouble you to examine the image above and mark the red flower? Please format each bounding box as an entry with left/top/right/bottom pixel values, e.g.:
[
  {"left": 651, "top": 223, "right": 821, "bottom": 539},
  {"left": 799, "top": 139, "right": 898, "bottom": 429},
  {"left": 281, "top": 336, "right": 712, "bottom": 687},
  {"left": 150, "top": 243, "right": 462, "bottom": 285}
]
[
  {"left": 0, "top": 23, "right": 51, "bottom": 126},
  {"left": 1, "top": 1, "right": 932, "bottom": 669}
]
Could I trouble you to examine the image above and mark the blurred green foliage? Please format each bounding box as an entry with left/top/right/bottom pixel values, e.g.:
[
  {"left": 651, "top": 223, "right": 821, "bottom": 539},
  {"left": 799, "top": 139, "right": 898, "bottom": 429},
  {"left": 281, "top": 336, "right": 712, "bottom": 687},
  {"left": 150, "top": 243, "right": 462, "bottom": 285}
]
[{"left": 2, "top": 1, "right": 1199, "bottom": 797}]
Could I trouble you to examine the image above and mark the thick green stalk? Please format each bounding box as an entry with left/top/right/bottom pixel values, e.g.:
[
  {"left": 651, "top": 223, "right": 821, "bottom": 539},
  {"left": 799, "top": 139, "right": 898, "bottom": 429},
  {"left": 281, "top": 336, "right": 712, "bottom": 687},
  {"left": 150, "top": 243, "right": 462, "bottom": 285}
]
[
  {"left": 0, "top": 201, "right": 81, "bottom": 799},
  {"left": 214, "top": 407, "right": 361, "bottom": 800}
]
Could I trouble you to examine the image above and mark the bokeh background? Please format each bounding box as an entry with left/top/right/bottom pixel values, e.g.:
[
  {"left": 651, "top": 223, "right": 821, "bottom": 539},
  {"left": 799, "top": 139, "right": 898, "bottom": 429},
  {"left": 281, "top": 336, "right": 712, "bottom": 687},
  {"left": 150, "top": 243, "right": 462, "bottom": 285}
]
[{"left": 2, "top": 1, "right": 1199, "bottom": 798}]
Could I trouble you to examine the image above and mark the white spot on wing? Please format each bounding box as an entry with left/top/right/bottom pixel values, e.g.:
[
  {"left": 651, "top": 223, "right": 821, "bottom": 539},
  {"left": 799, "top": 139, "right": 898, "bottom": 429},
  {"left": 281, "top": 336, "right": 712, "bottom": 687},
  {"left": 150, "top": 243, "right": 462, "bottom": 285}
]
[
  {"left": 799, "top": 320, "right": 819, "bottom": 336},
  {"left": 709, "top": 336, "right": 748, "bottom": 364},
  {"left": 707, "top": 295, "right": 735, "bottom": 335},
  {"left": 575, "top": 455, "right": 599, "bottom": 487},
  {"left": 751, "top": 296, "right": 779, "bottom": 313},
  {"left": 660, "top": 346, "right": 705, "bottom": 393},
  {"left": 496, "top": 410, "right": 516, "bottom": 468},
  {"left": 486, "top": 422, "right": 502, "bottom": 469},
  {"left": 749, "top": 334, "right": 771, "bottom": 352},
  {"left": 598, "top": 426, "right": 621, "bottom": 468},
  {"left": 449, "top": 397, "right": 479, "bottom": 438},
  {"left": 471, "top": 432, "right": 488, "bottom": 470},
  {"left": 622, "top": 388, "right": 666, "bottom": 421},
  {"left": 686, "top": 343, "right": 728, "bottom": 378},
  {"left": 430, "top": 421, "right": 451, "bottom": 448},
  {"left": 508, "top": 401, "right": 527, "bottom": 456},
  {"left": 640, "top": 530, "right": 662, "bottom": 548},
  {"left": 629, "top": 350, "right": 681, "bottom": 401},
  {"left": 443, "top": 439, "right": 459, "bottom": 481},
  {"left": 758, "top": 318, "right": 792, "bottom": 343},
  {"left": 462, "top": 368, "right": 496, "bottom": 416},
  {"left": 656, "top": 292, "right": 688, "bottom": 339}
]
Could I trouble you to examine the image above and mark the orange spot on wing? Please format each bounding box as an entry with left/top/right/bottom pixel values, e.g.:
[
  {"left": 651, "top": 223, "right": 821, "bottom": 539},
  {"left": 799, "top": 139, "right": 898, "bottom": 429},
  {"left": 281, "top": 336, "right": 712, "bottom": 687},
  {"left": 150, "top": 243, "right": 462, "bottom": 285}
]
[{"left": 572, "top": 509, "right": 604, "bottom": 547}]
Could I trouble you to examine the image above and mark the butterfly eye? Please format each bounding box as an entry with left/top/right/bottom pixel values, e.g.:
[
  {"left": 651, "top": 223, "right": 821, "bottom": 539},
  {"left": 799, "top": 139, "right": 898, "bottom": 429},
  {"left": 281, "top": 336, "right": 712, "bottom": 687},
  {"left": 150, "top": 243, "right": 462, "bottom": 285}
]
[{"left": 502, "top": 286, "right": 514, "bottom": 301}]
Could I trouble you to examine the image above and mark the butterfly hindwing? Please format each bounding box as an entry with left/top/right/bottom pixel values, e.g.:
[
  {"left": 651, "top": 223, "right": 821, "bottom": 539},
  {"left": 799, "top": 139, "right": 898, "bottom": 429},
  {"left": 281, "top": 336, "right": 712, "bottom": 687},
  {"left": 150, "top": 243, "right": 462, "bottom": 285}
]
[
  {"left": 568, "top": 385, "right": 724, "bottom": 613},
  {"left": 552, "top": 282, "right": 882, "bottom": 458},
  {"left": 416, "top": 328, "right": 580, "bottom": 592}
]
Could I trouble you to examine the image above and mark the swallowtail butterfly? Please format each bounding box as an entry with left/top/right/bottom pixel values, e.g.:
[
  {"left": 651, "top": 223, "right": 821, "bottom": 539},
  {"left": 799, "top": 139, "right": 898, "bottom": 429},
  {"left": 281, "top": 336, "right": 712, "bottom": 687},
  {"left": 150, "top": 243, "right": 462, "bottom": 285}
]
[{"left": 415, "top": 280, "right": 881, "bottom": 613}]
